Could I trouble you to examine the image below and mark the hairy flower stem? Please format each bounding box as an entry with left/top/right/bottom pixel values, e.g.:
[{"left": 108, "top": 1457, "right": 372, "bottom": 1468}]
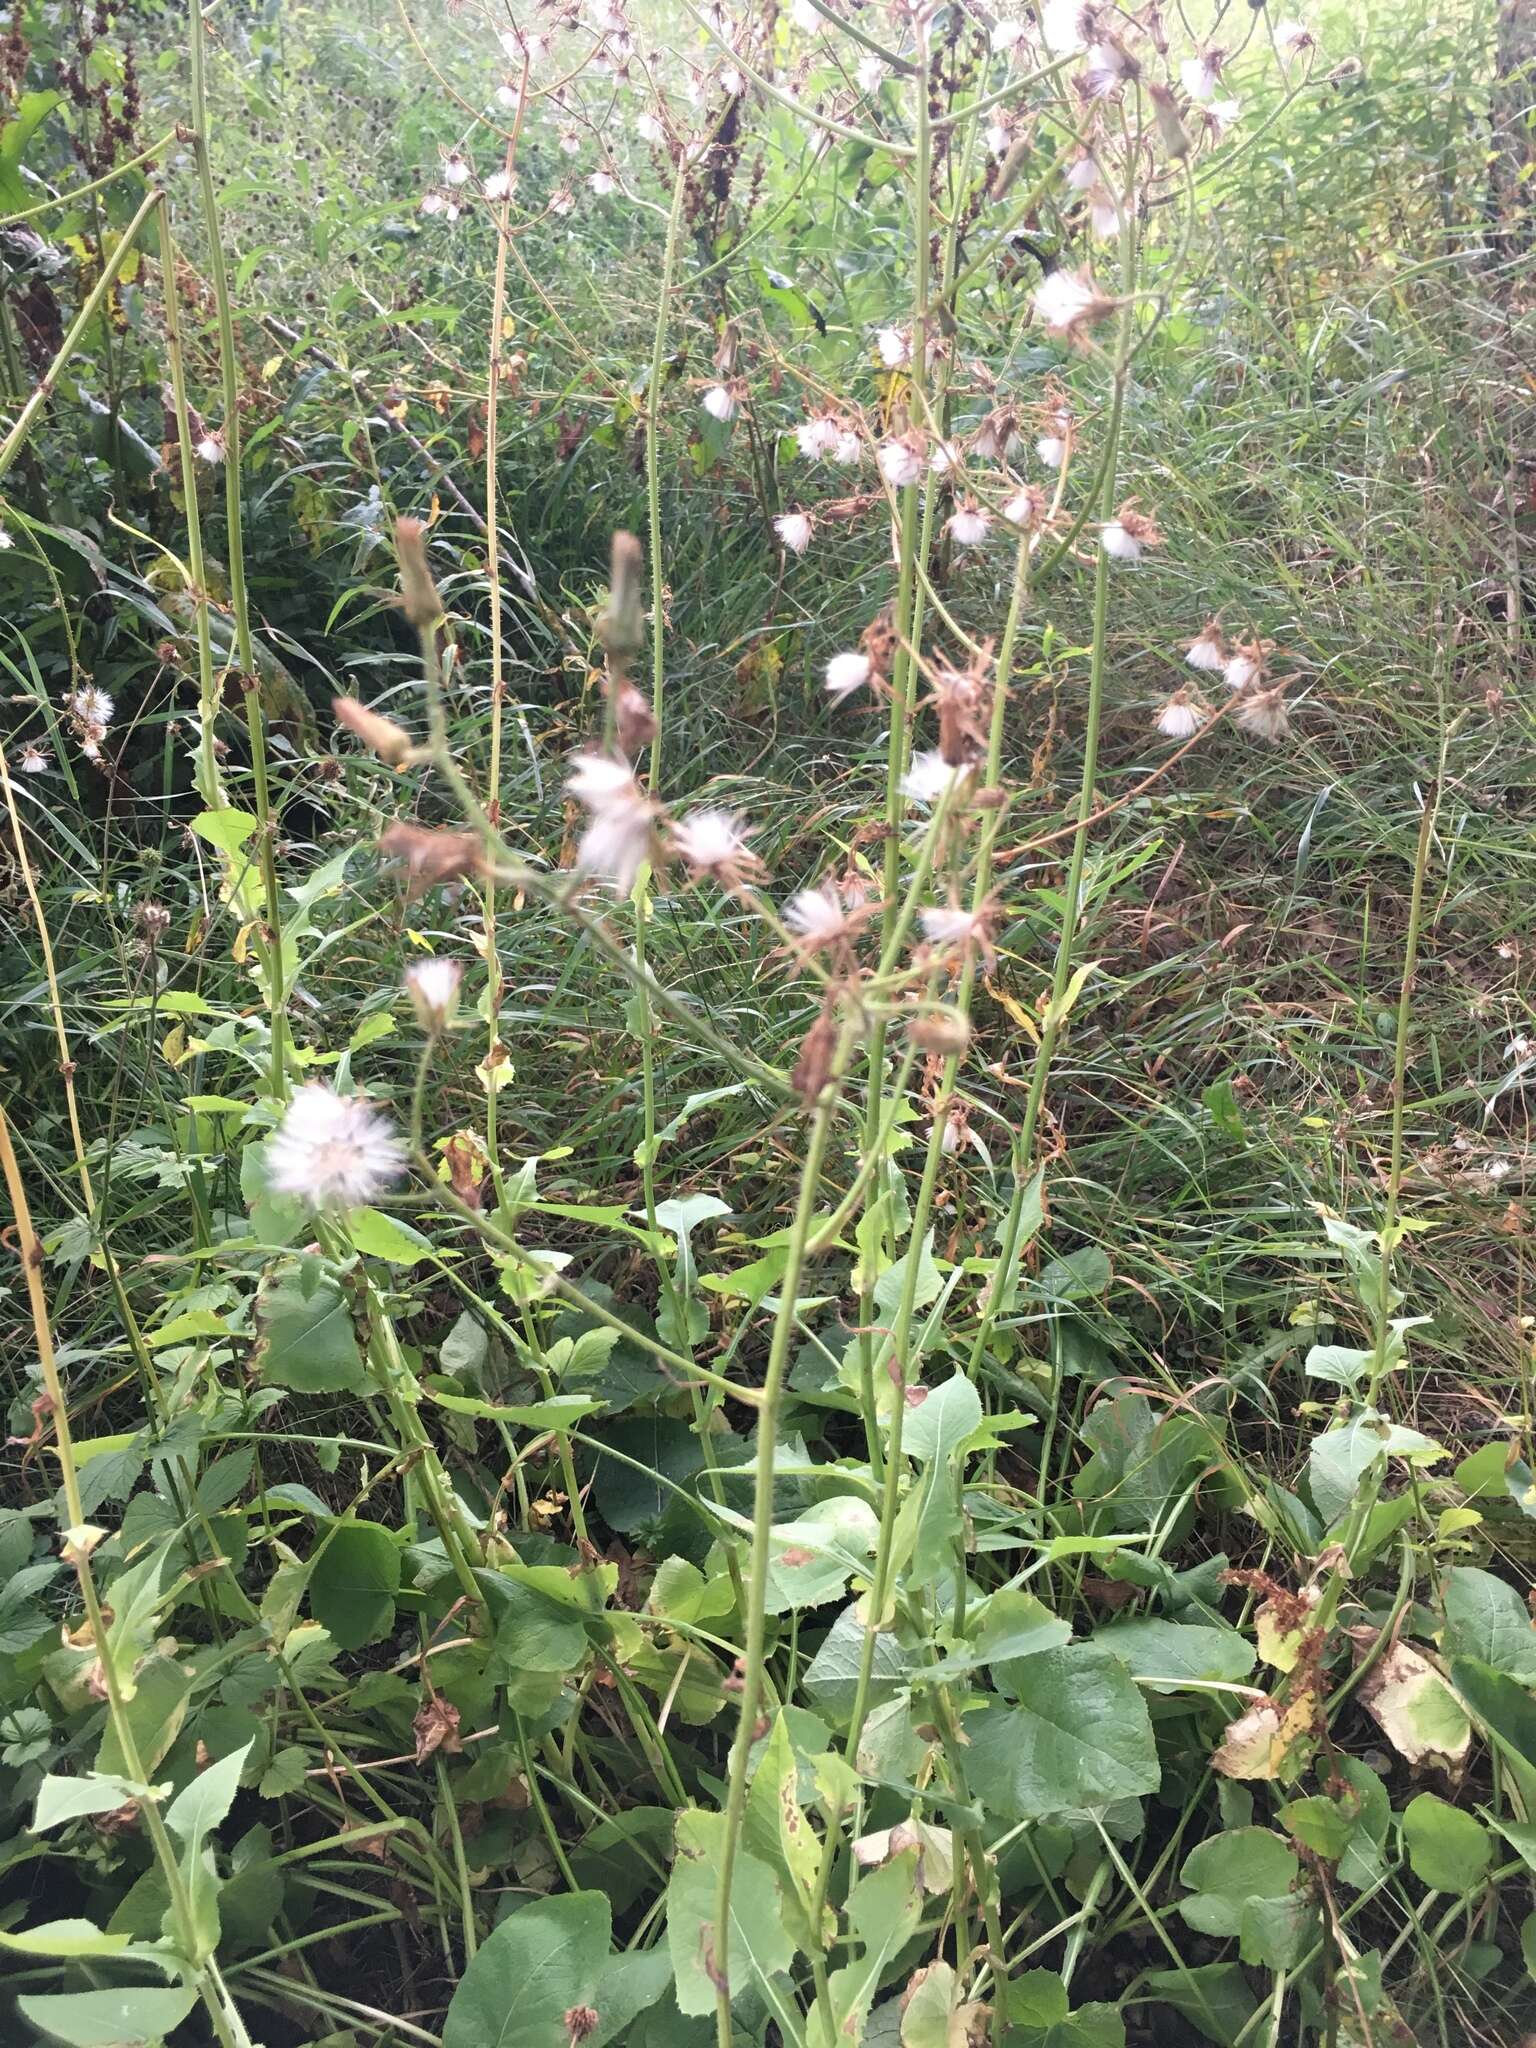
[
  {"left": 1369, "top": 791, "right": 1437, "bottom": 1402},
  {"left": 0, "top": 1105, "right": 253, "bottom": 2048},
  {"left": 965, "top": 213, "right": 1140, "bottom": 1391},
  {"left": 711, "top": 1027, "right": 855, "bottom": 2048},
  {"left": 482, "top": 81, "right": 527, "bottom": 1168},
  {"left": 187, "top": 0, "right": 287, "bottom": 1097},
  {"left": 157, "top": 197, "right": 225, "bottom": 811}
]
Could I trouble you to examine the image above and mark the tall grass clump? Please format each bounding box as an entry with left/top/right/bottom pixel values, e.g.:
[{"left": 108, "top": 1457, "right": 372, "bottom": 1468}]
[{"left": 2, "top": 0, "right": 1535, "bottom": 2044}]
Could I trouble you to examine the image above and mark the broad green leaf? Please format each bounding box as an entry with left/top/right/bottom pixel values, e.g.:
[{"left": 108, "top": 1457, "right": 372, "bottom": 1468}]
[
  {"left": 666, "top": 1808, "right": 795, "bottom": 2017},
  {"left": 165, "top": 1738, "right": 254, "bottom": 1963},
  {"left": 346, "top": 1206, "right": 434, "bottom": 1265},
  {"left": 95, "top": 1654, "right": 190, "bottom": 1780},
  {"left": 1401, "top": 1793, "right": 1491, "bottom": 1894},
  {"left": 802, "top": 1601, "right": 911, "bottom": 1728},
  {"left": 1094, "top": 1618, "right": 1255, "bottom": 1694},
  {"left": 1442, "top": 1567, "right": 1536, "bottom": 1683},
  {"left": 443, "top": 1891, "right": 612, "bottom": 2048},
  {"left": 190, "top": 807, "right": 259, "bottom": 855},
  {"left": 1178, "top": 1829, "right": 1299, "bottom": 1942},
  {"left": 488, "top": 1576, "right": 591, "bottom": 1675},
  {"left": 962, "top": 1646, "right": 1160, "bottom": 1819},
  {"left": 900, "top": 1373, "right": 982, "bottom": 1462},
  {"left": 33, "top": 1772, "right": 149, "bottom": 1833},
  {"left": 430, "top": 1388, "right": 604, "bottom": 1431},
  {"left": 808, "top": 1851, "right": 922, "bottom": 2048},
  {"left": 18, "top": 1987, "right": 199, "bottom": 2047},
  {"left": 1451, "top": 1655, "right": 1536, "bottom": 1772},
  {"left": 1144, "top": 1963, "right": 1259, "bottom": 2047},
  {"left": 308, "top": 1522, "right": 401, "bottom": 1650},
  {"left": 586, "top": 1948, "right": 675, "bottom": 2048},
  {"left": 744, "top": 1713, "right": 825, "bottom": 1951},
  {"left": 0, "top": 1919, "right": 133, "bottom": 1959},
  {"left": 255, "top": 1269, "right": 365, "bottom": 1393},
  {"left": 1007, "top": 1970, "right": 1126, "bottom": 2047}
]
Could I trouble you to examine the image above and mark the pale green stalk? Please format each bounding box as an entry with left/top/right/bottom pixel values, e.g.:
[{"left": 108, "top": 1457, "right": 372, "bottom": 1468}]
[
  {"left": 187, "top": 0, "right": 287, "bottom": 1096},
  {"left": 710, "top": 1023, "right": 856, "bottom": 2048}
]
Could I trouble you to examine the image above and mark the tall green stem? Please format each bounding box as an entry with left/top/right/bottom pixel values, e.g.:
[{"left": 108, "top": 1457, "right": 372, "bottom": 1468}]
[{"left": 188, "top": 0, "right": 286, "bottom": 1096}]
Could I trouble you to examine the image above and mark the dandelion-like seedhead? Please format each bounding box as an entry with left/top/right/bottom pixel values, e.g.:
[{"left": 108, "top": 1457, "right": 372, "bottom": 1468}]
[{"left": 267, "top": 1085, "right": 406, "bottom": 1209}]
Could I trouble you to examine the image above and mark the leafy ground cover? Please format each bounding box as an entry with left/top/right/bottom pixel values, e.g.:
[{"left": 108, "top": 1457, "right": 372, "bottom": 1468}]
[{"left": 2, "top": 0, "right": 1536, "bottom": 2042}]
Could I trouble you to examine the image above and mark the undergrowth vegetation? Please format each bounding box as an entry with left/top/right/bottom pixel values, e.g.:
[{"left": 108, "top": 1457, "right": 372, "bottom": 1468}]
[{"left": 2, "top": 0, "right": 1535, "bottom": 2042}]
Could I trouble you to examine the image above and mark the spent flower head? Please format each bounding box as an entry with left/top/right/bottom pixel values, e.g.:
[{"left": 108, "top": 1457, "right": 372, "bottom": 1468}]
[{"left": 268, "top": 1085, "right": 406, "bottom": 1209}]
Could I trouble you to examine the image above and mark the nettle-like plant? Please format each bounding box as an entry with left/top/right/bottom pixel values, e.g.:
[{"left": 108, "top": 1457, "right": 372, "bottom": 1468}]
[{"left": 7, "top": 3, "right": 1536, "bottom": 2047}]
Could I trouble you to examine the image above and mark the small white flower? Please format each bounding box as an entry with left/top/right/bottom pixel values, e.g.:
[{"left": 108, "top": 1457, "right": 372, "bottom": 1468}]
[
  {"left": 1206, "top": 97, "right": 1241, "bottom": 135},
  {"left": 1488, "top": 1158, "right": 1514, "bottom": 1182},
  {"left": 1505, "top": 1035, "right": 1533, "bottom": 1063},
  {"left": 1235, "top": 685, "right": 1290, "bottom": 742},
  {"left": 0, "top": 524, "right": 14, "bottom": 549},
  {"left": 420, "top": 190, "right": 446, "bottom": 216},
  {"left": 559, "top": 125, "right": 582, "bottom": 156},
  {"left": 194, "top": 433, "right": 225, "bottom": 465},
  {"left": 703, "top": 383, "right": 738, "bottom": 423},
  {"left": 824, "top": 651, "right": 871, "bottom": 699},
  {"left": 1087, "top": 188, "right": 1120, "bottom": 240},
  {"left": 1155, "top": 688, "right": 1203, "bottom": 739},
  {"left": 920, "top": 906, "right": 985, "bottom": 947},
  {"left": 791, "top": 0, "right": 820, "bottom": 30},
  {"left": 879, "top": 436, "right": 925, "bottom": 488},
  {"left": 876, "top": 325, "right": 912, "bottom": 370},
  {"left": 405, "top": 957, "right": 463, "bottom": 1032},
  {"left": 66, "top": 685, "right": 114, "bottom": 730},
  {"left": 590, "top": 168, "right": 617, "bottom": 196},
  {"left": 991, "top": 17, "right": 1025, "bottom": 52},
  {"left": 856, "top": 51, "right": 886, "bottom": 90},
  {"left": 784, "top": 884, "right": 851, "bottom": 948},
  {"left": 1039, "top": 0, "right": 1089, "bottom": 54},
  {"left": 774, "top": 510, "right": 814, "bottom": 555},
  {"left": 672, "top": 807, "right": 759, "bottom": 882},
  {"left": 796, "top": 413, "right": 841, "bottom": 460},
  {"left": 1004, "top": 485, "right": 1046, "bottom": 528},
  {"left": 928, "top": 439, "right": 962, "bottom": 478},
  {"left": 720, "top": 65, "right": 744, "bottom": 94},
  {"left": 947, "top": 503, "right": 991, "bottom": 547},
  {"left": 902, "top": 749, "right": 966, "bottom": 807},
  {"left": 1181, "top": 52, "right": 1221, "bottom": 102},
  {"left": 18, "top": 742, "right": 48, "bottom": 773},
  {"left": 569, "top": 750, "right": 656, "bottom": 893},
  {"left": 442, "top": 153, "right": 471, "bottom": 187},
  {"left": 1185, "top": 624, "right": 1227, "bottom": 674},
  {"left": 1222, "top": 649, "right": 1260, "bottom": 691},
  {"left": 833, "top": 426, "right": 863, "bottom": 465},
  {"left": 1100, "top": 519, "right": 1142, "bottom": 562},
  {"left": 1065, "top": 154, "right": 1099, "bottom": 192},
  {"left": 986, "top": 119, "right": 1010, "bottom": 158},
  {"left": 1274, "top": 19, "right": 1315, "bottom": 59},
  {"left": 483, "top": 169, "right": 514, "bottom": 201},
  {"left": 550, "top": 187, "right": 575, "bottom": 217},
  {"left": 1032, "top": 267, "right": 1109, "bottom": 336},
  {"left": 268, "top": 1084, "right": 406, "bottom": 1209},
  {"left": 443, "top": 201, "right": 461, "bottom": 223},
  {"left": 1083, "top": 39, "right": 1136, "bottom": 98},
  {"left": 637, "top": 110, "right": 664, "bottom": 142},
  {"left": 1036, "top": 433, "right": 1067, "bottom": 468},
  {"left": 938, "top": 1114, "right": 961, "bottom": 1157},
  {"left": 494, "top": 83, "right": 519, "bottom": 108}
]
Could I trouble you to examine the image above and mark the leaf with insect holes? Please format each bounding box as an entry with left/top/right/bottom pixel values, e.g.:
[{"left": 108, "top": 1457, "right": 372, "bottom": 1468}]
[{"left": 443, "top": 1890, "right": 612, "bottom": 2048}]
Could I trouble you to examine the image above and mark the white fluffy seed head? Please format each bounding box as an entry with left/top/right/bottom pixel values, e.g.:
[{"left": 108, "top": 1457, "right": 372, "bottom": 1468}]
[
  {"left": 774, "top": 510, "right": 814, "bottom": 555},
  {"left": 405, "top": 958, "right": 464, "bottom": 1031},
  {"left": 703, "top": 384, "right": 738, "bottom": 422},
  {"left": 267, "top": 1085, "right": 406, "bottom": 1208},
  {"left": 1100, "top": 521, "right": 1142, "bottom": 563},
  {"left": 902, "top": 749, "right": 966, "bottom": 807},
  {"left": 947, "top": 505, "right": 991, "bottom": 547},
  {"left": 824, "top": 651, "right": 872, "bottom": 699},
  {"left": 879, "top": 436, "right": 925, "bottom": 488}
]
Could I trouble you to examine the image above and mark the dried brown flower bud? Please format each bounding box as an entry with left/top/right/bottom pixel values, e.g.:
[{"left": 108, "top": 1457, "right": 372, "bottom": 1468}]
[
  {"left": 394, "top": 517, "right": 443, "bottom": 628},
  {"left": 378, "top": 822, "right": 484, "bottom": 899},
  {"left": 333, "top": 696, "right": 414, "bottom": 767}
]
